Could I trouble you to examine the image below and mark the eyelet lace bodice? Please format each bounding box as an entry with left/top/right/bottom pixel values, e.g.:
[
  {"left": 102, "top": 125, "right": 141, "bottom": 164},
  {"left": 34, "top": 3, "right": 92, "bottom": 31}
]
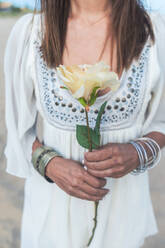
[{"left": 34, "top": 40, "right": 151, "bottom": 131}]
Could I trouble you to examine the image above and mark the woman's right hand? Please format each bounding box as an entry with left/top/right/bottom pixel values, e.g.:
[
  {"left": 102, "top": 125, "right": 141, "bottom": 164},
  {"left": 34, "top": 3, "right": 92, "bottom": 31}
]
[{"left": 45, "top": 157, "right": 109, "bottom": 201}]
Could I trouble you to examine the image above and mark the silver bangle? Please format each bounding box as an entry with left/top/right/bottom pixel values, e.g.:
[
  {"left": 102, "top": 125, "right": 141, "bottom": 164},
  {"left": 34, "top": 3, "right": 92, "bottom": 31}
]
[
  {"left": 38, "top": 151, "right": 60, "bottom": 177},
  {"left": 136, "top": 137, "right": 161, "bottom": 170},
  {"left": 138, "top": 141, "right": 156, "bottom": 168},
  {"left": 136, "top": 142, "right": 148, "bottom": 163},
  {"left": 129, "top": 141, "right": 145, "bottom": 175},
  {"left": 32, "top": 146, "right": 62, "bottom": 183},
  {"left": 32, "top": 146, "right": 54, "bottom": 171},
  {"left": 129, "top": 137, "right": 161, "bottom": 175}
]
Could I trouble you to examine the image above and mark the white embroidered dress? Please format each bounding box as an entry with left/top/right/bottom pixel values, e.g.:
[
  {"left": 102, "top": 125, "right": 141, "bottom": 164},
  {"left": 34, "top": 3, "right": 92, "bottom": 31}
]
[{"left": 4, "top": 13, "right": 165, "bottom": 248}]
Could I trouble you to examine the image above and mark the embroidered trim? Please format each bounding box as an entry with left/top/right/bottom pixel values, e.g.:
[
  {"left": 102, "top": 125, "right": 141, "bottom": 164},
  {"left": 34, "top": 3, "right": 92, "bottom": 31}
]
[{"left": 34, "top": 40, "right": 151, "bottom": 131}]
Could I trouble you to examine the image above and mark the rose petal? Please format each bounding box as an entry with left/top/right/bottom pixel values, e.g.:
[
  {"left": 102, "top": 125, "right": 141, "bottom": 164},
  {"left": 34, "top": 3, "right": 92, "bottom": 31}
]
[
  {"left": 73, "top": 85, "right": 85, "bottom": 99},
  {"left": 86, "top": 61, "right": 110, "bottom": 74},
  {"left": 56, "top": 68, "right": 71, "bottom": 83},
  {"left": 103, "top": 79, "right": 120, "bottom": 91}
]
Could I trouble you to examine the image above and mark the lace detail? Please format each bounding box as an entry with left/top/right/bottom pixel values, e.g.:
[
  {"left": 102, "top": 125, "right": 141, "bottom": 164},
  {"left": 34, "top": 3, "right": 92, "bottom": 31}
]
[{"left": 34, "top": 40, "right": 151, "bottom": 131}]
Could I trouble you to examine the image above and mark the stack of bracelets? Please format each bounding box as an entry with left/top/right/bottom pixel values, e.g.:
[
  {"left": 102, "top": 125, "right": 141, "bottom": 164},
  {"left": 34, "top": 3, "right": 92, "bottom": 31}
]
[
  {"left": 31, "top": 146, "right": 61, "bottom": 183},
  {"left": 129, "top": 137, "right": 161, "bottom": 175},
  {"left": 31, "top": 137, "right": 161, "bottom": 182}
]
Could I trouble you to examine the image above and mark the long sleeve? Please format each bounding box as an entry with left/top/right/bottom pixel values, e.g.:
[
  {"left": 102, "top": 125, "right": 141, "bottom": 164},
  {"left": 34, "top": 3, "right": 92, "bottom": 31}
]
[
  {"left": 142, "top": 14, "right": 165, "bottom": 136},
  {"left": 4, "top": 14, "right": 38, "bottom": 178}
]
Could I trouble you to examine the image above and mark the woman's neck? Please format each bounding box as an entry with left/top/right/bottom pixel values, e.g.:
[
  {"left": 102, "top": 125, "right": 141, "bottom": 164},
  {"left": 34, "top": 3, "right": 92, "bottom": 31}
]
[{"left": 70, "top": 0, "right": 111, "bottom": 20}]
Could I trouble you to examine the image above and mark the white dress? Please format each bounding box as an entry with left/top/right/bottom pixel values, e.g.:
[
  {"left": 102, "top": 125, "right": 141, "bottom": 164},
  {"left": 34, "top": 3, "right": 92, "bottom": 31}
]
[{"left": 4, "top": 13, "right": 165, "bottom": 248}]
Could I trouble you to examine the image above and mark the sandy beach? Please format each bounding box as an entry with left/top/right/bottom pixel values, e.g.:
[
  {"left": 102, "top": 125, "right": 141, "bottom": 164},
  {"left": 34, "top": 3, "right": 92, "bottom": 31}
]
[{"left": 0, "top": 17, "right": 165, "bottom": 248}]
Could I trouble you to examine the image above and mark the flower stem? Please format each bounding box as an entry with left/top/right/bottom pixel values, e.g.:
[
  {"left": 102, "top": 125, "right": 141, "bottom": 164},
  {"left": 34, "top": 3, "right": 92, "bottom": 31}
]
[
  {"left": 87, "top": 201, "right": 99, "bottom": 247},
  {"left": 85, "top": 109, "right": 92, "bottom": 152},
  {"left": 85, "top": 108, "right": 99, "bottom": 246}
]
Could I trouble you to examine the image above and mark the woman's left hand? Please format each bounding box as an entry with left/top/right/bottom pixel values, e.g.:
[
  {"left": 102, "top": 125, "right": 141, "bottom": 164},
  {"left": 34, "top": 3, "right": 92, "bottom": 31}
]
[{"left": 84, "top": 143, "right": 140, "bottom": 178}]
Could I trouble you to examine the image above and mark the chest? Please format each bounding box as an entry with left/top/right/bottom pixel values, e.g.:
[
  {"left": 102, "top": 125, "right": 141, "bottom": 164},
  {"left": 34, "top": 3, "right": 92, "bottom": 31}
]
[{"left": 62, "top": 20, "right": 113, "bottom": 66}]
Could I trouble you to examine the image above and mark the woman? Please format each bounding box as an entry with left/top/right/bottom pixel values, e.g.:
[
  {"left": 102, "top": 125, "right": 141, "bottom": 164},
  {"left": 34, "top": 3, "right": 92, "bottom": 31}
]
[{"left": 4, "top": 0, "right": 165, "bottom": 247}]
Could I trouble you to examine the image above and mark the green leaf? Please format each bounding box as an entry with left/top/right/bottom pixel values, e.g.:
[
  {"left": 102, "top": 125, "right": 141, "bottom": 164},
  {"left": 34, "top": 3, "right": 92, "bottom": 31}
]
[
  {"left": 76, "top": 125, "right": 100, "bottom": 149},
  {"left": 88, "top": 86, "right": 100, "bottom": 106},
  {"left": 78, "top": 97, "right": 88, "bottom": 107},
  {"left": 94, "top": 101, "right": 107, "bottom": 134}
]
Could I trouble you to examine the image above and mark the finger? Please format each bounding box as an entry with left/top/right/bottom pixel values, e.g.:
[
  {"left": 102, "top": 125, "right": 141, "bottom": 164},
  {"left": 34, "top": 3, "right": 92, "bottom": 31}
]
[
  {"left": 84, "top": 147, "right": 112, "bottom": 162},
  {"left": 78, "top": 181, "right": 109, "bottom": 197},
  {"left": 70, "top": 187, "right": 105, "bottom": 201},
  {"left": 107, "top": 166, "right": 133, "bottom": 178},
  {"left": 83, "top": 170, "right": 107, "bottom": 188},
  {"left": 110, "top": 167, "right": 133, "bottom": 178},
  {"left": 87, "top": 166, "right": 127, "bottom": 178},
  {"left": 52, "top": 177, "right": 106, "bottom": 201},
  {"left": 84, "top": 157, "right": 117, "bottom": 170}
]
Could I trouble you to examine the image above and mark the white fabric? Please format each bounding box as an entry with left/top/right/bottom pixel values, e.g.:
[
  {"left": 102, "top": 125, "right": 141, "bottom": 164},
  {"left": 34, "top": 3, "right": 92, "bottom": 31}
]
[{"left": 4, "top": 12, "right": 165, "bottom": 248}]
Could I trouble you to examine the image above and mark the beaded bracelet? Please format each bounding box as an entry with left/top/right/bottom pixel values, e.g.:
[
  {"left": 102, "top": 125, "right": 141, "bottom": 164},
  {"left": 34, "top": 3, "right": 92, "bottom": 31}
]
[
  {"left": 31, "top": 145, "right": 61, "bottom": 183},
  {"left": 32, "top": 146, "right": 54, "bottom": 171},
  {"left": 129, "top": 137, "right": 161, "bottom": 175},
  {"left": 38, "top": 151, "right": 61, "bottom": 182}
]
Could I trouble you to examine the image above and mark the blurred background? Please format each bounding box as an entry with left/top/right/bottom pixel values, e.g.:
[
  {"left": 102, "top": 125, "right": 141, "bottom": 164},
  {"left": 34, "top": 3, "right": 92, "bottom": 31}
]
[{"left": 0, "top": 0, "right": 165, "bottom": 247}]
